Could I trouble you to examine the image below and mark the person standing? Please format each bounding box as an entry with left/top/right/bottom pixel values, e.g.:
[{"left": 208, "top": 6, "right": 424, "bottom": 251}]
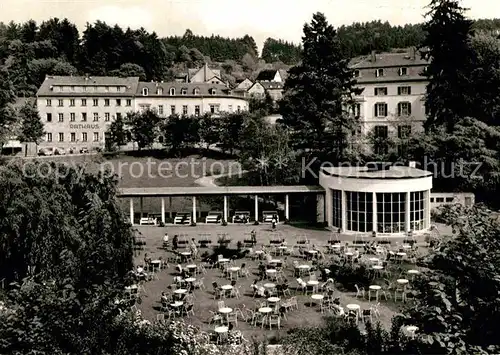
[
  {"left": 271, "top": 215, "right": 277, "bottom": 230},
  {"left": 251, "top": 229, "right": 257, "bottom": 245},
  {"left": 163, "top": 232, "right": 169, "bottom": 249},
  {"left": 172, "top": 235, "right": 178, "bottom": 250}
]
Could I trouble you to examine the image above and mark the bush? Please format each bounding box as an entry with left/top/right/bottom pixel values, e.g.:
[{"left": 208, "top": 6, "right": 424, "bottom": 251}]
[{"left": 328, "top": 258, "right": 372, "bottom": 291}]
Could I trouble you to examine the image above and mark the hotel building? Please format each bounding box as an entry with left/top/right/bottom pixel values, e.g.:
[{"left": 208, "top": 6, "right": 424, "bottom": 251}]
[
  {"left": 36, "top": 75, "right": 248, "bottom": 150},
  {"left": 349, "top": 48, "right": 429, "bottom": 145}
]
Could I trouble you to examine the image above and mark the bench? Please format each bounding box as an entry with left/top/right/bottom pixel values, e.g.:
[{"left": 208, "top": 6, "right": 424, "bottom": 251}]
[{"left": 139, "top": 217, "right": 157, "bottom": 226}]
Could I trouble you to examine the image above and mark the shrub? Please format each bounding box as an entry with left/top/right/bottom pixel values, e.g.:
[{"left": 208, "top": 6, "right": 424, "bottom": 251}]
[{"left": 328, "top": 258, "right": 372, "bottom": 291}]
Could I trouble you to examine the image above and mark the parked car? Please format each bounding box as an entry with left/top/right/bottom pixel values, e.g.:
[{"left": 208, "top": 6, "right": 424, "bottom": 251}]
[
  {"left": 38, "top": 147, "right": 54, "bottom": 156},
  {"left": 80, "top": 147, "right": 89, "bottom": 154},
  {"left": 54, "top": 147, "right": 66, "bottom": 155}
]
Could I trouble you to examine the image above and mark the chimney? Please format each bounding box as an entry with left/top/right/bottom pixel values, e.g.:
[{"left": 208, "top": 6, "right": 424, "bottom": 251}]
[{"left": 371, "top": 50, "right": 376, "bottom": 62}]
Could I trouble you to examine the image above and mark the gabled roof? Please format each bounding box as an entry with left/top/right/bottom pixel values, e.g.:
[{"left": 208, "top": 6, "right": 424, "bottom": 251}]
[
  {"left": 137, "top": 82, "right": 233, "bottom": 97},
  {"left": 260, "top": 81, "right": 283, "bottom": 90},
  {"left": 256, "top": 69, "right": 278, "bottom": 81},
  {"left": 350, "top": 49, "right": 429, "bottom": 69}
]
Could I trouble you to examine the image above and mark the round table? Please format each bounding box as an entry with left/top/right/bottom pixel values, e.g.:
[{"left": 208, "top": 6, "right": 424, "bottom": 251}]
[
  {"left": 174, "top": 289, "right": 187, "bottom": 295},
  {"left": 397, "top": 279, "right": 409, "bottom": 285},
  {"left": 228, "top": 266, "right": 240, "bottom": 272},
  {"left": 267, "top": 297, "right": 280, "bottom": 303},
  {"left": 151, "top": 259, "right": 161, "bottom": 264},
  {"left": 307, "top": 250, "right": 318, "bottom": 255},
  {"left": 307, "top": 280, "right": 319, "bottom": 287},
  {"left": 278, "top": 246, "right": 288, "bottom": 250},
  {"left": 181, "top": 252, "right": 191, "bottom": 256},
  {"left": 369, "top": 258, "right": 380, "bottom": 263},
  {"left": 218, "top": 258, "right": 230, "bottom": 263},
  {"left": 345, "top": 252, "right": 354, "bottom": 257},
  {"left": 310, "top": 294, "right": 324, "bottom": 306},
  {"left": 330, "top": 244, "right": 341, "bottom": 249},
  {"left": 185, "top": 277, "right": 196, "bottom": 283},
  {"left": 396, "top": 252, "right": 407, "bottom": 257},
  {"left": 402, "top": 244, "right": 412, "bottom": 249},
  {"left": 372, "top": 265, "right": 383, "bottom": 270},
  {"left": 346, "top": 304, "right": 360, "bottom": 311},
  {"left": 220, "top": 285, "right": 233, "bottom": 290},
  {"left": 218, "top": 307, "right": 233, "bottom": 314},
  {"left": 264, "top": 283, "right": 276, "bottom": 288},
  {"left": 407, "top": 269, "right": 420, "bottom": 275},
  {"left": 186, "top": 264, "right": 197, "bottom": 270},
  {"left": 215, "top": 326, "right": 228, "bottom": 333},
  {"left": 269, "top": 259, "right": 281, "bottom": 264},
  {"left": 368, "top": 285, "right": 381, "bottom": 301},
  {"left": 171, "top": 301, "right": 183, "bottom": 307},
  {"left": 259, "top": 307, "right": 272, "bottom": 314}
]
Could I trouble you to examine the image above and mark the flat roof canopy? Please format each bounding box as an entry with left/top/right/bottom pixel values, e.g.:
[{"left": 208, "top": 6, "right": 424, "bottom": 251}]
[{"left": 118, "top": 185, "right": 325, "bottom": 197}]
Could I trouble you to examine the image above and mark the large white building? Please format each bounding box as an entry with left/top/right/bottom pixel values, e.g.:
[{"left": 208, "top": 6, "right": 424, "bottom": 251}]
[
  {"left": 36, "top": 75, "right": 248, "bottom": 150},
  {"left": 350, "top": 48, "right": 429, "bottom": 146}
]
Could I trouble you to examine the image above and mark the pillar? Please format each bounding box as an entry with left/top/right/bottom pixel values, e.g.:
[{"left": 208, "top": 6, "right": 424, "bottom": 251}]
[
  {"left": 161, "top": 198, "right": 165, "bottom": 224},
  {"left": 285, "top": 194, "right": 289, "bottom": 220},
  {"left": 405, "top": 192, "right": 411, "bottom": 233},
  {"left": 223, "top": 195, "right": 228, "bottom": 222},
  {"left": 192, "top": 196, "right": 197, "bottom": 223},
  {"left": 316, "top": 193, "right": 325, "bottom": 223},
  {"left": 140, "top": 197, "right": 143, "bottom": 218},
  {"left": 254, "top": 195, "right": 259, "bottom": 222},
  {"left": 372, "top": 192, "right": 377, "bottom": 233},
  {"left": 425, "top": 190, "right": 431, "bottom": 229},
  {"left": 129, "top": 198, "right": 134, "bottom": 225},
  {"left": 169, "top": 197, "right": 173, "bottom": 218},
  {"left": 341, "top": 191, "right": 347, "bottom": 232}
]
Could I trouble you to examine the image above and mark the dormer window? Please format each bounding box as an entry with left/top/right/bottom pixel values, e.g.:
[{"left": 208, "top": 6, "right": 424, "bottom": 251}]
[
  {"left": 157, "top": 87, "right": 163, "bottom": 95},
  {"left": 193, "top": 88, "right": 200, "bottom": 95},
  {"left": 181, "top": 88, "right": 187, "bottom": 95},
  {"left": 375, "top": 69, "right": 384, "bottom": 77},
  {"left": 353, "top": 70, "right": 360, "bottom": 78},
  {"left": 399, "top": 67, "right": 408, "bottom": 76},
  {"left": 142, "top": 87, "right": 149, "bottom": 96},
  {"left": 209, "top": 88, "right": 217, "bottom": 95},
  {"left": 169, "top": 87, "right": 175, "bottom": 95}
]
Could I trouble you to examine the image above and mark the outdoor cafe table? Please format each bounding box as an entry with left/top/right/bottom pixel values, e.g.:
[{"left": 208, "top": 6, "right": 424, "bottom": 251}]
[
  {"left": 269, "top": 259, "right": 281, "bottom": 264},
  {"left": 180, "top": 252, "right": 191, "bottom": 262},
  {"left": 346, "top": 303, "right": 360, "bottom": 321},
  {"left": 407, "top": 269, "right": 420, "bottom": 280},
  {"left": 267, "top": 297, "right": 280, "bottom": 308},
  {"left": 264, "top": 283, "right": 276, "bottom": 289},
  {"left": 297, "top": 265, "right": 310, "bottom": 276},
  {"left": 368, "top": 285, "right": 382, "bottom": 301},
  {"left": 254, "top": 250, "right": 264, "bottom": 259},
  {"left": 150, "top": 260, "right": 161, "bottom": 270},
  {"left": 397, "top": 278, "right": 409, "bottom": 285},
  {"left": 186, "top": 264, "right": 197, "bottom": 270},
  {"left": 218, "top": 307, "right": 233, "bottom": 322},
  {"left": 265, "top": 269, "right": 277, "bottom": 279},
  {"left": 369, "top": 257, "right": 380, "bottom": 263},
  {"left": 310, "top": 294, "right": 324, "bottom": 306},
  {"left": 402, "top": 244, "right": 412, "bottom": 250},
  {"left": 174, "top": 289, "right": 187, "bottom": 298},
  {"left": 220, "top": 284, "right": 233, "bottom": 297},
  {"left": 214, "top": 326, "right": 229, "bottom": 343},
  {"left": 185, "top": 277, "right": 196, "bottom": 283},
  {"left": 259, "top": 307, "right": 273, "bottom": 314},
  {"left": 228, "top": 266, "right": 240, "bottom": 280},
  {"left": 307, "top": 280, "right": 319, "bottom": 292},
  {"left": 218, "top": 258, "right": 230, "bottom": 263}
]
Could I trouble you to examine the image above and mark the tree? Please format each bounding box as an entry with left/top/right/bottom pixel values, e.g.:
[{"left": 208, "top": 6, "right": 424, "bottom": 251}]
[
  {"left": 279, "top": 12, "right": 361, "bottom": 164},
  {"left": 422, "top": 0, "right": 475, "bottom": 132},
  {"left": 198, "top": 113, "right": 221, "bottom": 150},
  {"left": 405, "top": 204, "right": 500, "bottom": 354},
  {"left": 17, "top": 100, "right": 44, "bottom": 156},
  {"left": 218, "top": 112, "right": 245, "bottom": 155},
  {"left": 28, "top": 58, "right": 77, "bottom": 89},
  {"left": 127, "top": 110, "right": 161, "bottom": 150},
  {"left": 109, "top": 63, "right": 147, "bottom": 80},
  {"left": 161, "top": 114, "right": 200, "bottom": 154},
  {"left": 0, "top": 67, "right": 16, "bottom": 148},
  {"left": 106, "top": 113, "right": 128, "bottom": 151}
]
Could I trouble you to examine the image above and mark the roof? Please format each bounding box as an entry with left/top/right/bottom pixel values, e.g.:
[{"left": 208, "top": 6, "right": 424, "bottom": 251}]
[
  {"left": 137, "top": 82, "right": 242, "bottom": 98},
  {"left": 37, "top": 76, "right": 140, "bottom": 97},
  {"left": 256, "top": 69, "right": 278, "bottom": 81},
  {"left": 118, "top": 185, "right": 325, "bottom": 197},
  {"left": 321, "top": 165, "right": 432, "bottom": 179},
  {"left": 350, "top": 50, "right": 429, "bottom": 69},
  {"left": 260, "top": 81, "right": 283, "bottom": 90},
  {"left": 188, "top": 64, "right": 222, "bottom": 82}
]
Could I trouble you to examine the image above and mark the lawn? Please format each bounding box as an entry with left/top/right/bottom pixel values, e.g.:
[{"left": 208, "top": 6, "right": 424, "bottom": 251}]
[{"left": 132, "top": 224, "right": 425, "bottom": 342}]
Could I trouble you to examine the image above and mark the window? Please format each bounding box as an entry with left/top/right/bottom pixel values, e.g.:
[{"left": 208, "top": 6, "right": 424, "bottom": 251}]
[
  {"left": 171, "top": 105, "right": 176, "bottom": 115},
  {"left": 374, "top": 125, "right": 389, "bottom": 155},
  {"left": 142, "top": 88, "right": 149, "bottom": 96},
  {"left": 375, "top": 68, "right": 384, "bottom": 77},
  {"left": 169, "top": 88, "right": 175, "bottom": 95},
  {"left": 237, "top": 106, "right": 241, "bottom": 112},
  {"left": 70, "top": 99, "right": 75, "bottom": 107},
  {"left": 93, "top": 132, "right": 99, "bottom": 142},
  {"left": 332, "top": 189, "right": 343, "bottom": 229},
  {"left": 398, "top": 125, "right": 411, "bottom": 139},
  {"left": 82, "top": 132, "right": 87, "bottom": 142},
  {"left": 430, "top": 198, "right": 435, "bottom": 203},
  {"left": 46, "top": 99, "right": 52, "bottom": 107},
  {"left": 93, "top": 99, "right": 98, "bottom": 106},
  {"left": 194, "top": 105, "right": 200, "bottom": 116},
  {"left": 56, "top": 113, "right": 63, "bottom": 122},
  {"left": 116, "top": 99, "right": 121, "bottom": 106},
  {"left": 399, "top": 67, "right": 408, "bottom": 76},
  {"left": 209, "top": 88, "right": 216, "bottom": 95},
  {"left": 376, "top": 192, "right": 406, "bottom": 233},
  {"left": 346, "top": 191, "right": 373, "bottom": 232},
  {"left": 157, "top": 88, "right": 163, "bottom": 95},
  {"left": 70, "top": 132, "right": 76, "bottom": 142},
  {"left": 158, "top": 105, "right": 164, "bottom": 115},
  {"left": 93, "top": 113, "right": 99, "bottom": 121},
  {"left": 104, "top": 99, "right": 110, "bottom": 106},
  {"left": 210, "top": 105, "right": 215, "bottom": 113},
  {"left": 436, "top": 197, "right": 444, "bottom": 203},
  {"left": 374, "top": 87, "right": 387, "bottom": 96},
  {"left": 81, "top": 99, "right": 86, "bottom": 106},
  {"left": 353, "top": 70, "right": 360, "bottom": 78},
  {"left": 126, "top": 99, "right": 131, "bottom": 106},
  {"left": 397, "top": 86, "right": 411, "bottom": 95},
  {"left": 228, "top": 105, "right": 233, "bottom": 112},
  {"left": 105, "top": 113, "right": 110, "bottom": 121},
  {"left": 397, "top": 102, "right": 412, "bottom": 116},
  {"left": 116, "top": 113, "right": 122, "bottom": 120},
  {"left": 46, "top": 113, "right": 52, "bottom": 122},
  {"left": 193, "top": 88, "right": 200, "bottom": 95},
  {"left": 81, "top": 113, "right": 87, "bottom": 122},
  {"left": 58, "top": 133, "right": 64, "bottom": 142},
  {"left": 58, "top": 99, "right": 63, "bottom": 107},
  {"left": 182, "top": 105, "right": 188, "bottom": 115},
  {"left": 70, "top": 113, "right": 75, "bottom": 122},
  {"left": 397, "top": 125, "right": 412, "bottom": 156},
  {"left": 181, "top": 88, "right": 187, "bottom": 95},
  {"left": 410, "top": 191, "right": 425, "bottom": 230},
  {"left": 116, "top": 86, "right": 121, "bottom": 92},
  {"left": 374, "top": 103, "right": 388, "bottom": 117},
  {"left": 351, "top": 103, "right": 361, "bottom": 117},
  {"left": 46, "top": 133, "right": 52, "bottom": 142}
]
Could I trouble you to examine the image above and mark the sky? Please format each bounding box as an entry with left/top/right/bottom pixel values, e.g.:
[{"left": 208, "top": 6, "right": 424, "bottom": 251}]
[{"left": 0, "top": 0, "right": 498, "bottom": 50}]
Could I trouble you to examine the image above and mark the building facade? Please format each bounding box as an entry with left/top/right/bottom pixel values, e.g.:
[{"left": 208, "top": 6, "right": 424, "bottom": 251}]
[
  {"left": 319, "top": 163, "right": 433, "bottom": 236},
  {"left": 349, "top": 48, "right": 429, "bottom": 140},
  {"left": 36, "top": 76, "right": 248, "bottom": 150}
]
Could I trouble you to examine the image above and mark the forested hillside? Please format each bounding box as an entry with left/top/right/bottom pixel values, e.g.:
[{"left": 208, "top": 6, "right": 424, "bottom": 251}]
[{"left": 0, "top": 17, "right": 499, "bottom": 97}]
